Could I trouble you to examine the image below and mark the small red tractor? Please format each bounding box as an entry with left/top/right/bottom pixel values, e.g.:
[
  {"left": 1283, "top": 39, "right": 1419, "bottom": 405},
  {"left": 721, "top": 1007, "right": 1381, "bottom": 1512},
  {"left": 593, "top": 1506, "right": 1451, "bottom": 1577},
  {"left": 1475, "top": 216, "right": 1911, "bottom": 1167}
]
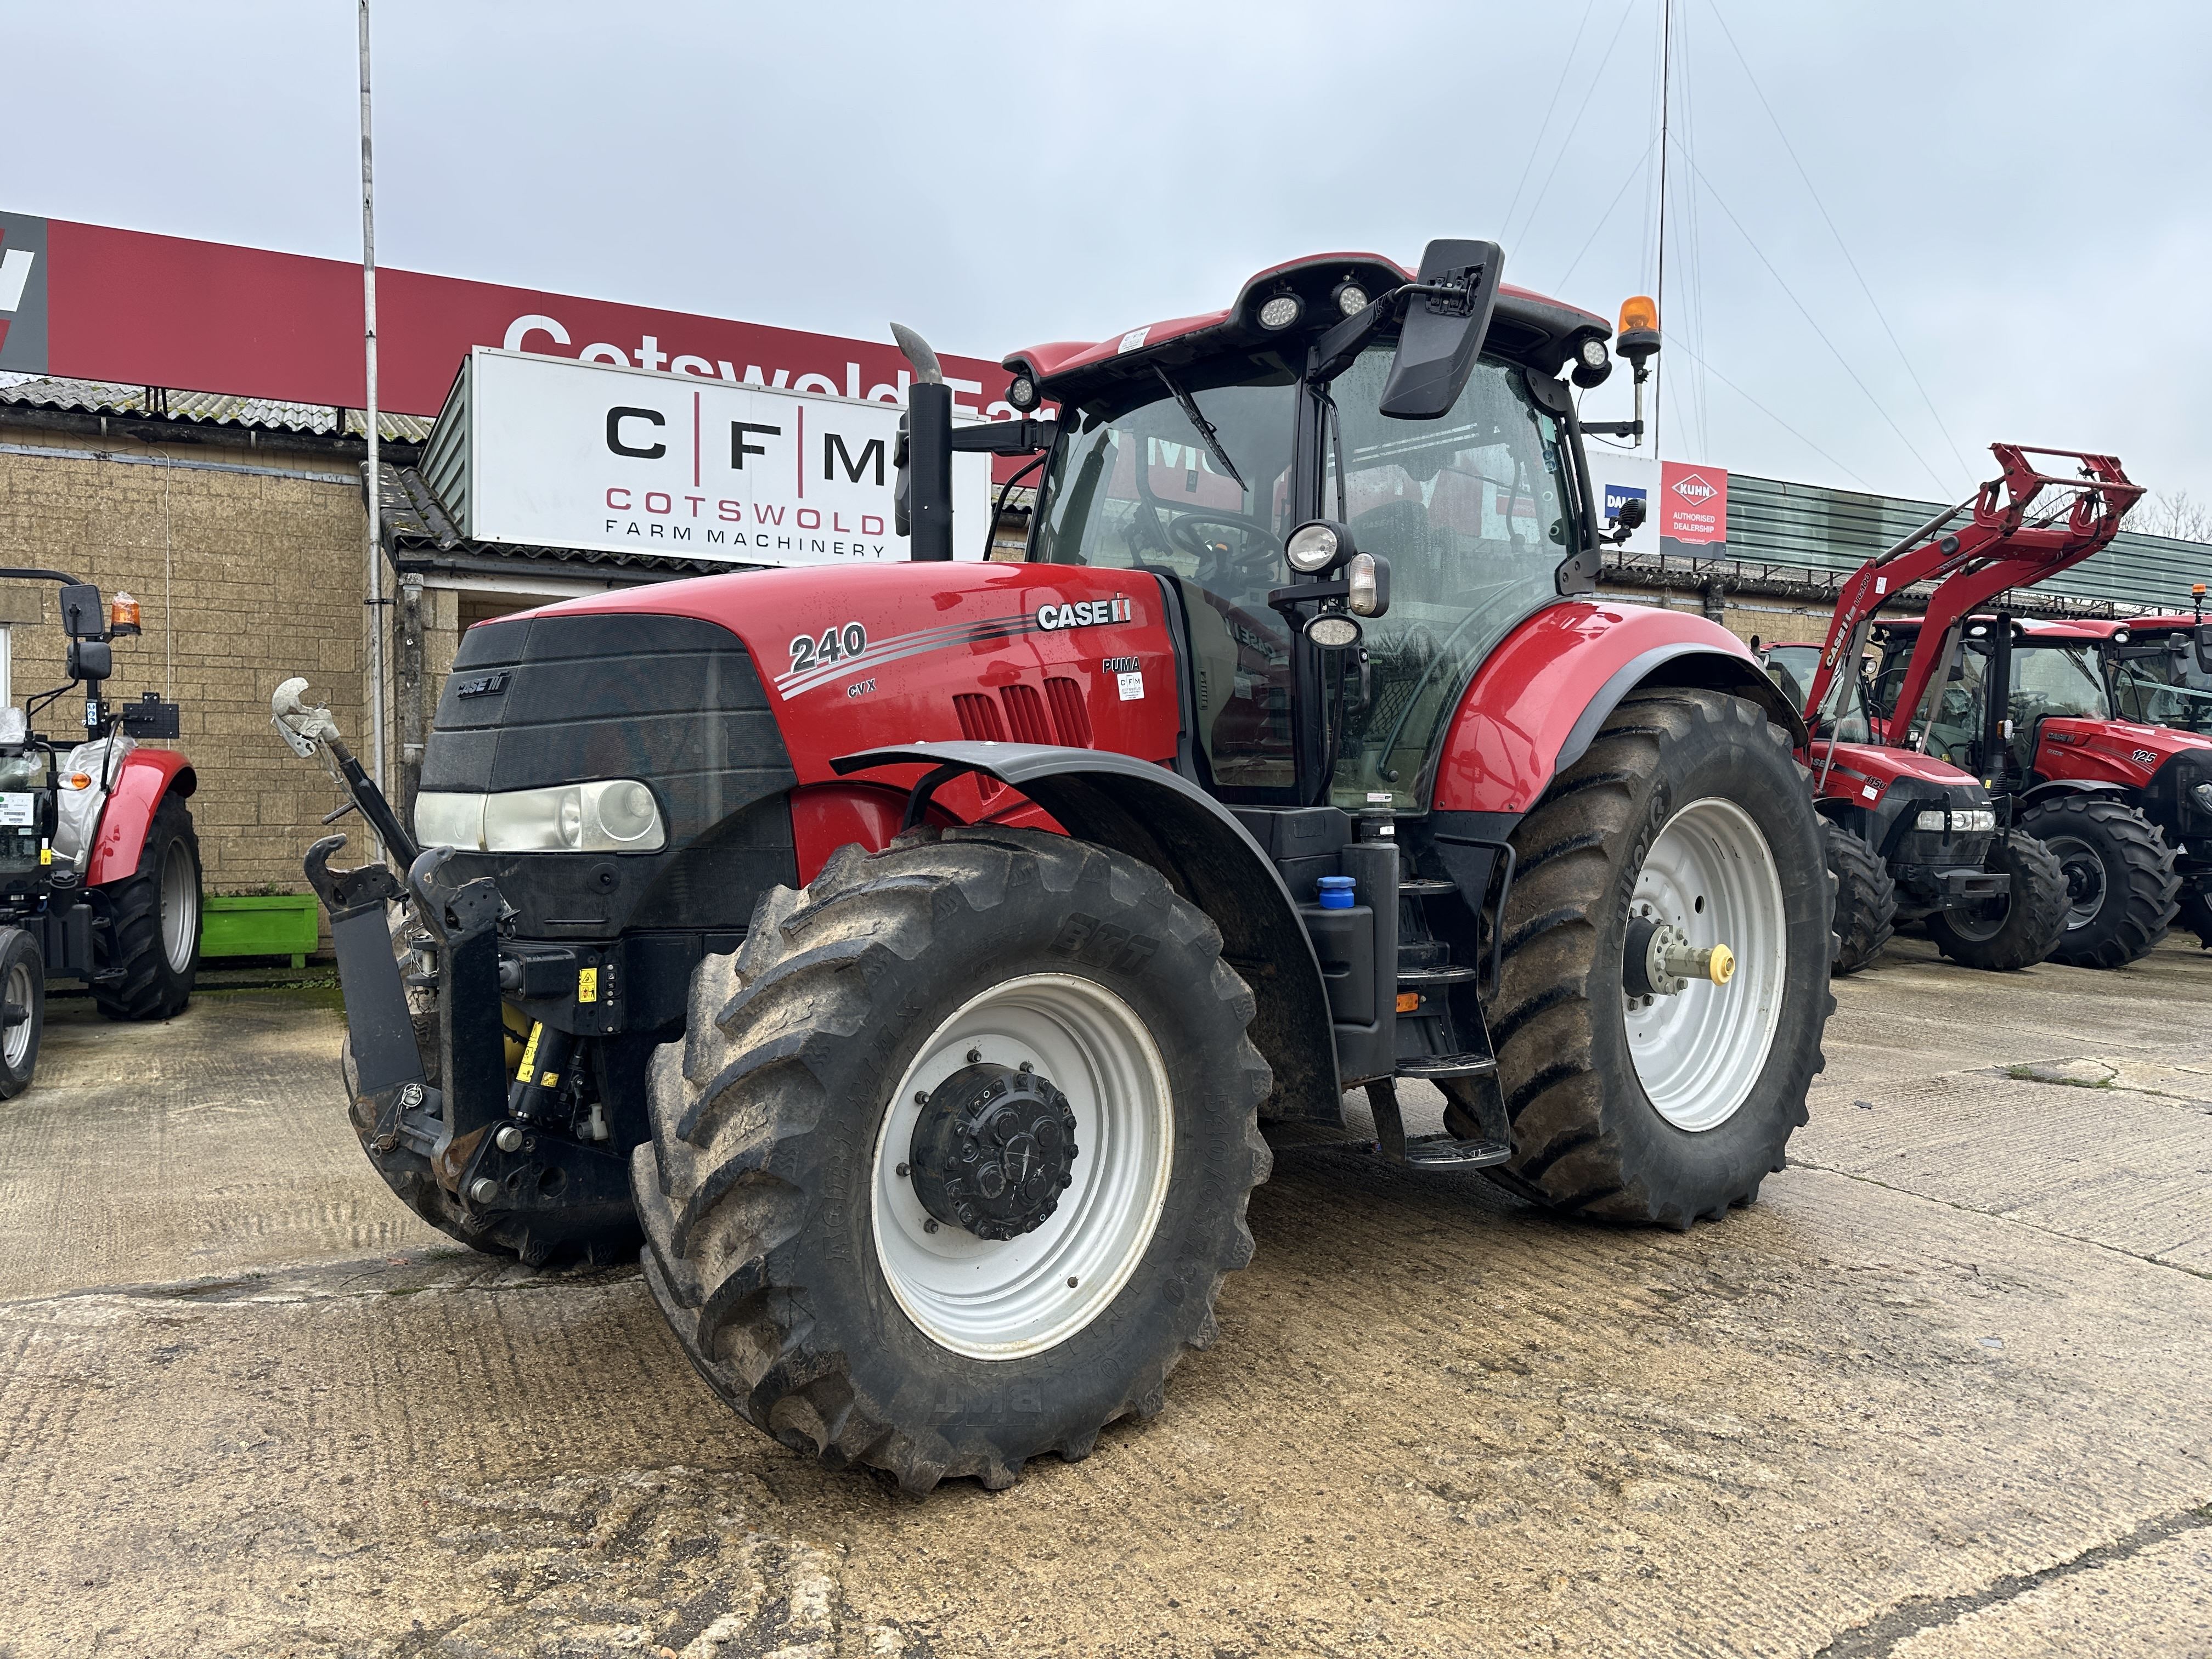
[
  {"left": 278, "top": 242, "right": 1836, "bottom": 1491},
  {"left": 0, "top": 569, "right": 200, "bottom": 1095},
  {"left": 1759, "top": 445, "right": 2141, "bottom": 973},
  {"left": 1866, "top": 608, "right": 2204, "bottom": 964}
]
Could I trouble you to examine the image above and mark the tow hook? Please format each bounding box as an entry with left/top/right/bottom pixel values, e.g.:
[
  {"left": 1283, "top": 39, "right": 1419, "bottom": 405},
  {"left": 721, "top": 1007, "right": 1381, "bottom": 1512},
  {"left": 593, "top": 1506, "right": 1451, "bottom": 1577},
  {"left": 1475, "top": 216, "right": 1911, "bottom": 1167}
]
[{"left": 1624, "top": 915, "right": 1735, "bottom": 998}]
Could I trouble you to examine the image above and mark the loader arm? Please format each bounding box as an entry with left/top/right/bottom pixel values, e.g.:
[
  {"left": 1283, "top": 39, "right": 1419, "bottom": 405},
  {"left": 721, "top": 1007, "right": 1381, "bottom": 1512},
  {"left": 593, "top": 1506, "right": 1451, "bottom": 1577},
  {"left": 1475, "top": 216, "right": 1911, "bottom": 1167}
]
[{"left": 1801, "top": 444, "right": 2141, "bottom": 743}]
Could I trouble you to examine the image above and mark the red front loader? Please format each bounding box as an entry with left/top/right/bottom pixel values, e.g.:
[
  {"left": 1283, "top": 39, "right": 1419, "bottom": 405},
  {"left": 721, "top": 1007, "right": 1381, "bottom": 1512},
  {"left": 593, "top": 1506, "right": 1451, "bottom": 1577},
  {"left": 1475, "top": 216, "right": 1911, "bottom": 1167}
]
[
  {"left": 280, "top": 241, "right": 1834, "bottom": 1491},
  {"left": 1762, "top": 445, "right": 2140, "bottom": 973}
]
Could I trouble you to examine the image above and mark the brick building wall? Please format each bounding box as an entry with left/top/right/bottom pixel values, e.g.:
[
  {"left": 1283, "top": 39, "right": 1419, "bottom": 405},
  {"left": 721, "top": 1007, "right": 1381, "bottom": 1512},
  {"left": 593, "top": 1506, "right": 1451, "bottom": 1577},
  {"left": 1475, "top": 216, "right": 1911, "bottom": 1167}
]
[{"left": 0, "top": 428, "right": 369, "bottom": 897}]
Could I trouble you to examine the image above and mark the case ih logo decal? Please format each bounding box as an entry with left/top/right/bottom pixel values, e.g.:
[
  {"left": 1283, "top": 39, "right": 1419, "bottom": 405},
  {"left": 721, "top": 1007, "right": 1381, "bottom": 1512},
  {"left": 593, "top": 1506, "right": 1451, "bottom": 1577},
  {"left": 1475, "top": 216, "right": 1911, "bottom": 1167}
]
[
  {"left": 772, "top": 598, "right": 1138, "bottom": 701},
  {"left": 1036, "top": 597, "right": 1133, "bottom": 630},
  {"left": 1671, "top": 473, "right": 1718, "bottom": 504},
  {"left": 454, "top": 671, "right": 510, "bottom": 699}
]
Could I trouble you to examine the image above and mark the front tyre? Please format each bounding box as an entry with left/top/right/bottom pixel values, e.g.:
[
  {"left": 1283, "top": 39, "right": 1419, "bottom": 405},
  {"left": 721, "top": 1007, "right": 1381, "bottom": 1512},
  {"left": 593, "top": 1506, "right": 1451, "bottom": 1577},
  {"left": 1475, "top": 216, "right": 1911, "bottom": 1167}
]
[
  {"left": 1488, "top": 690, "right": 1832, "bottom": 1228},
  {"left": 2018, "top": 795, "right": 2179, "bottom": 969},
  {"left": 1926, "top": 830, "right": 2068, "bottom": 971},
  {"left": 635, "top": 827, "right": 1272, "bottom": 1492},
  {"left": 0, "top": 927, "right": 46, "bottom": 1099},
  {"left": 92, "top": 792, "right": 200, "bottom": 1021},
  {"left": 1825, "top": 820, "right": 1897, "bottom": 975}
]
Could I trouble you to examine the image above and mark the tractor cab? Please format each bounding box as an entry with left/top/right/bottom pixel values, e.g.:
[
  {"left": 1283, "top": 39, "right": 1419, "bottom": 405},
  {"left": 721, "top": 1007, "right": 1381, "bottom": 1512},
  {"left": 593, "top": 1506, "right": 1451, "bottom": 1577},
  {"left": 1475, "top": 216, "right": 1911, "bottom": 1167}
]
[{"left": 1011, "top": 246, "right": 1617, "bottom": 814}]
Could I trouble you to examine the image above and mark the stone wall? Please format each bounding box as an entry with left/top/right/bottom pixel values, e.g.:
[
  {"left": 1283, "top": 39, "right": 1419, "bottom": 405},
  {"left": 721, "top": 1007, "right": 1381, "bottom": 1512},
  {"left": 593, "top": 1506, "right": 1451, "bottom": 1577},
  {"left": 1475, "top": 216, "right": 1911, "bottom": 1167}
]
[{"left": 0, "top": 430, "right": 369, "bottom": 898}]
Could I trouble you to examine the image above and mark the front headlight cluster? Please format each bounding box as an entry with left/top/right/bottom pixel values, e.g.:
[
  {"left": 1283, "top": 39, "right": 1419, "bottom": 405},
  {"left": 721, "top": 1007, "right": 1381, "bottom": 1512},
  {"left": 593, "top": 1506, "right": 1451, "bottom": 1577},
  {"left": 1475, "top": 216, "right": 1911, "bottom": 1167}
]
[
  {"left": 416, "top": 779, "right": 666, "bottom": 853},
  {"left": 2192, "top": 781, "right": 2212, "bottom": 817},
  {"left": 1916, "top": 808, "right": 1996, "bottom": 833}
]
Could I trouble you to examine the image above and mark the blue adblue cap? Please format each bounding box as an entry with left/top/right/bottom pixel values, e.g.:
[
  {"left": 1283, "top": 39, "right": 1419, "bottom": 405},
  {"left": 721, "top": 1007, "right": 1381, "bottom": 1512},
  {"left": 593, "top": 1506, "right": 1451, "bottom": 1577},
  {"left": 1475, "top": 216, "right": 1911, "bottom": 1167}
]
[{"left": 1316, "top": 876, "right": 1356, "bottom": 911}]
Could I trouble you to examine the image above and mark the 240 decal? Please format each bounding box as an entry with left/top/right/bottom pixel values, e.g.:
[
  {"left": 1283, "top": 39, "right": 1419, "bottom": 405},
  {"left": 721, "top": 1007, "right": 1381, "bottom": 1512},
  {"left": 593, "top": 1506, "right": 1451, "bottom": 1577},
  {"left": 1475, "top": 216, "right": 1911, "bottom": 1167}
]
[{"left": 789, "top": 622, "right": 868, "bottom": 674}]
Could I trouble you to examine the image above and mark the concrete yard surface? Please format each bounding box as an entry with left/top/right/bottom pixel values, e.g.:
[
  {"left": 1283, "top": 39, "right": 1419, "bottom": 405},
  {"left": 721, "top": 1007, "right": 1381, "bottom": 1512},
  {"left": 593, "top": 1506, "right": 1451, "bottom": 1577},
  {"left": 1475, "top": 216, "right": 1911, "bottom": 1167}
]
[{"left": 1, "top": 937, "right": 2209, "bottom": 1657}]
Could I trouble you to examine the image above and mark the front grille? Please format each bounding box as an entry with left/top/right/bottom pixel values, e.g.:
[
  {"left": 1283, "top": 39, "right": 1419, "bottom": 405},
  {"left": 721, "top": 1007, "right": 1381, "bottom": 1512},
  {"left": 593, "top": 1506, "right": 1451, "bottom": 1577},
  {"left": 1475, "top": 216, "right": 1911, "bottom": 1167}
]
[
  {"left": 424, "top": 612, "right": 794, "bottom": 838},
  {"left": 420, "top": 610, "right": 798, "bottom": 939}
]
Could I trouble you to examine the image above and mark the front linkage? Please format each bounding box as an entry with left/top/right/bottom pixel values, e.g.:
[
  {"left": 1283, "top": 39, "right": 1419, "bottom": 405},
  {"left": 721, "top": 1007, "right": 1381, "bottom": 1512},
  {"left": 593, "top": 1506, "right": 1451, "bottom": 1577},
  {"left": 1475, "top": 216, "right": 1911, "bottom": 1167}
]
[{"left": 280, "top": 684, "right": 634, "bottom": 1266}]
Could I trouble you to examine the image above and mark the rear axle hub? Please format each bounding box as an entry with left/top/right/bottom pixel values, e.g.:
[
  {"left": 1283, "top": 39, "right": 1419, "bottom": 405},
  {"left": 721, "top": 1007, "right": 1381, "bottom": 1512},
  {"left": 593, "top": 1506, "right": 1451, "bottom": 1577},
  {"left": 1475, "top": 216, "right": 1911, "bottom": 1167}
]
[{"left": 908, "top": 1062, "right": 1079, "bottom": 1242}]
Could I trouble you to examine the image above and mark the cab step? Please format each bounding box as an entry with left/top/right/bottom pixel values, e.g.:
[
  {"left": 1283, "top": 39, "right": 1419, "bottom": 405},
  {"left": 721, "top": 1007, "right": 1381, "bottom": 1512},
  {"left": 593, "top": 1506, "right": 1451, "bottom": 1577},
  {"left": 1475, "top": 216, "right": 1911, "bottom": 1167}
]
[
  {"left": 1396, "top": 1051, "right": 1497, "bottom": 1080},
  {"left": 1398, "top": 877, "right": 1458, "bottom": 899},
  {"left": 1397, "top": 965, "right": 1478, "bottom": 989},
  {"left": 1363, "top": 1077, "right": 1512, "bottom": 1170}
]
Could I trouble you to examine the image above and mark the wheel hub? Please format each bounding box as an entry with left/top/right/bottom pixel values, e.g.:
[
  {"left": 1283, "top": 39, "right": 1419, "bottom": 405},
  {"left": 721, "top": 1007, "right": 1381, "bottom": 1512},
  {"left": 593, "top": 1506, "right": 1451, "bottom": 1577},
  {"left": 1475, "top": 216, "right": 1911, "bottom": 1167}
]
[{"left": 908, "top": 1063, "right": 1079, "bottom": 1242}]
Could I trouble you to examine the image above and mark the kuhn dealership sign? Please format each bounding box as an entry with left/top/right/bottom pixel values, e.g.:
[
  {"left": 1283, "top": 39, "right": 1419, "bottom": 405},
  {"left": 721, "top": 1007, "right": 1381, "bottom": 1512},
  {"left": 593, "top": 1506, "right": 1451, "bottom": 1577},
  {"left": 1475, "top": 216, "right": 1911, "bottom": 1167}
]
[
  {"left": 456, "top": 349, "right": 993, "bottom": 567},
  {"left": 0, "top": 210, "right": 1012, "bottom": 425}
]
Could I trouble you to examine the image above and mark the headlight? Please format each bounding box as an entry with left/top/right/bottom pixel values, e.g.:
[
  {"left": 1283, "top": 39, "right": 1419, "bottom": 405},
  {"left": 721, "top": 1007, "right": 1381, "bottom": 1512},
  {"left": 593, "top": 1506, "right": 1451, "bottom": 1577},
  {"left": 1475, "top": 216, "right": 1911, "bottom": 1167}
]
[
  {"left": 1306, "top": 613, "right": 1362, "bottom": 649},
  {"left": 1333, "top": 281, "right": 1369, "bottom": 318},
  {"left": 1006, "top": 371, "right": 1040, "bottom": 412},
  {"left": 2193, "top": 781, "right": 2212, "bottom": 814},
  {"left": 416, "top": 779, "right": 667, "bottom": 853},
  {"left": 1916, "top": 808, "right": 1995, "bottom": 833},
  {"left": 1257, "top": 294, "right": 1302, "bottom": 330},
  {"left": 1286, "top": 521, "right": 1343, "bottom": 573},
  {"left": 1579, "top": 338, "right": 1609, "bottom": 369}
]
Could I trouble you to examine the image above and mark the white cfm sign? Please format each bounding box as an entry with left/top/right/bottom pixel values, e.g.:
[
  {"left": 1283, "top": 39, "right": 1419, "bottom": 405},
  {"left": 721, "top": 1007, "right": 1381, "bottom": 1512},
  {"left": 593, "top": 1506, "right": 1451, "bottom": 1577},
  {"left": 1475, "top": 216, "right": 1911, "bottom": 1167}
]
[{"left": 462, "top": 347, "right": 996, "bottom": 567}]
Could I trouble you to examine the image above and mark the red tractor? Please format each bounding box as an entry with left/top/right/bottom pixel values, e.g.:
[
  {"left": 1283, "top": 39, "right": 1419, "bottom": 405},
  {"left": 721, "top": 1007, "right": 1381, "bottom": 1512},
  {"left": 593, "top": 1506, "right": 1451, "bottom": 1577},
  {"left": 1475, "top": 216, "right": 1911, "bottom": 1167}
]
[
  {"left": 0, "top": 569, "right": 200, "bottom": 1095},
  {"left": 279, "top": 241, "right": 1835, "bottom": 1491},
  {"left": 1864, "top": 609, "right": 2203, "bottom": 964},
  {"left": 1759, "top": 445, "right": 2140, "bottom": 974},
  {"left": 2094, "top": 602, "right": 2212, "bottom": 947}
]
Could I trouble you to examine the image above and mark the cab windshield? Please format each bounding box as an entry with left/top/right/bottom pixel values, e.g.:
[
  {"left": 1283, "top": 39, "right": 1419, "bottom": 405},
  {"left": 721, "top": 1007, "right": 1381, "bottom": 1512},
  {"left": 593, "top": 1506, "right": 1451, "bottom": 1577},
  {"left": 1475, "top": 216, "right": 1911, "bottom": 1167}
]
[
  {"left": 1880, "top": 634, "right": 2111, "bottom": 770},
  {"left": 1032, "top": 361, "right": 1301, "bottom": 794},
  {"left": 1032, "top": 346, "right": 1576, "bottom": 809},
  {"left": 2110, "top": 637, "right": 2212, "bottom": 733}
]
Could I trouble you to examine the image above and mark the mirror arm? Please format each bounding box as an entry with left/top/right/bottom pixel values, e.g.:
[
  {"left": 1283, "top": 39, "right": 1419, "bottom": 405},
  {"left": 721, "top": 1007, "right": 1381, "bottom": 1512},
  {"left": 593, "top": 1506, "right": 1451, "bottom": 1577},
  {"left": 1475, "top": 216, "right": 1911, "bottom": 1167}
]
[{"left": 948, "top": 418, "right": 1059, "bottom": 456}]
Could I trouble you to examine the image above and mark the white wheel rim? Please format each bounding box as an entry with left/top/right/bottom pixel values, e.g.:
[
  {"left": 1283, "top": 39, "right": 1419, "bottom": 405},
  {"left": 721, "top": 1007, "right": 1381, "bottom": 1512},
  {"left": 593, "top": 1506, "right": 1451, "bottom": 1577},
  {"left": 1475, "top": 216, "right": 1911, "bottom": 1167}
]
[
  {"left": 870, "top": 973, "right": 1174, "bottom": 1361},
  {"left": 2, "top": 962, "right": 31, "bottom": 1068},
  {"left": 1622, "top": 797, "right": 1787, "bottom": 1132},
  {"left": 160, "top": 839, "right": 198, "bottom": 973}
]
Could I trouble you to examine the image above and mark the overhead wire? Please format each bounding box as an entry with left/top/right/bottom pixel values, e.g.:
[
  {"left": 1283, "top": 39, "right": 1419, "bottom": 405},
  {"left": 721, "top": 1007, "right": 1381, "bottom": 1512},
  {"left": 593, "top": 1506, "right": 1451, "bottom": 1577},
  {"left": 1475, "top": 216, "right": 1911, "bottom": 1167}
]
[
  {"left": 1672, "top": 139, "right": 1953, "bottom": 494},
  {"left": 1501, "top": 0, "right": 1602, "bottom": 239},
  {"left": 1510, "top": 0, "right": 1640, "bottom": 252},
  {"left": 1556, "top": 134, "right": 1659, "bottom": 292},
  {"left": 1703, "top": 0, "right": 1974, "bottom": 486},
  {"left": 1664, "top": 335, "right": 1872, "bottom": 488}
]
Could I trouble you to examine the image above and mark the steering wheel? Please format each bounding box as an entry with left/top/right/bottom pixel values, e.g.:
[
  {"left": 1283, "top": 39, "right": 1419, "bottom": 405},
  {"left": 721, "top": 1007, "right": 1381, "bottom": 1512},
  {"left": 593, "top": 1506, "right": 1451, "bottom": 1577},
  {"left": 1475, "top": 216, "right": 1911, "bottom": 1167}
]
[{"left": 1165, "top": 512, "right": 1282, "bottom": 588}]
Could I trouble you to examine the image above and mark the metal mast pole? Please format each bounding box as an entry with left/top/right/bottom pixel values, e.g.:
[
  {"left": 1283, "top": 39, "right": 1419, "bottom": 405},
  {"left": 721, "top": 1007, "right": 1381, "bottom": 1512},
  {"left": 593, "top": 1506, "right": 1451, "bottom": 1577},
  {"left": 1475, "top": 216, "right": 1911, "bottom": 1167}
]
[
  {"left": 359, "top": 0, "right": 386, "bottom": 791},
  {"left": 1654, "top": 0, "right": 1672, "bottom": 461}
]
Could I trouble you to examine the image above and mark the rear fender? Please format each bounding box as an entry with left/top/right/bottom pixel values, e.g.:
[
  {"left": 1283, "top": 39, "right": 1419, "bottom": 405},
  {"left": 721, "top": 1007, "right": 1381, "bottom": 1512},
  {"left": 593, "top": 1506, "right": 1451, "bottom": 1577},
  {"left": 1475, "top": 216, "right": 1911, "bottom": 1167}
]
[
  {"left": 1432, "top": 602, "right": 1803, "bottom": 814},
  {"left": 833, "top": 740, "right": 1340, "bottom": 1120},
  {"left": 86, "top": 749, "right": 196, "bottom": 887}
]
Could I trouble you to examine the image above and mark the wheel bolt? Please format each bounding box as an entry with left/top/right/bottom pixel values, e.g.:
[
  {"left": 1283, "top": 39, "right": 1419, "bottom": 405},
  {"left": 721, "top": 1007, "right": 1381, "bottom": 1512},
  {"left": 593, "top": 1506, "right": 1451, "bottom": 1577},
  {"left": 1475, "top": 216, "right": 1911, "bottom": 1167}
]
[
  {"left": 1067, "top": 1277, "right": 1079, "bottom": 1289},
  {"left": 966, "top": 1048, "right": 983, "bottom": 1064},
  {"left": 896, "top": 1162, "right": 910, "bottom": 1177},
  {"left": 469, "top": 1177, "right": 499, "bottom": 1204},
  {"left": 923, "top": 1219, "right": 939, "bottom": 1233}
]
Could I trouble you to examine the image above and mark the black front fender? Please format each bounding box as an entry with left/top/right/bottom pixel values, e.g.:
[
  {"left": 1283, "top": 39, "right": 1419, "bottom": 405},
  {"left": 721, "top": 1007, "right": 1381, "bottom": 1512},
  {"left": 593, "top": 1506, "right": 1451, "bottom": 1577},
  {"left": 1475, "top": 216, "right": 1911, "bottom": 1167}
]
[{"left": 833, "top": 741, "right": 1340, "bottom": 1119}]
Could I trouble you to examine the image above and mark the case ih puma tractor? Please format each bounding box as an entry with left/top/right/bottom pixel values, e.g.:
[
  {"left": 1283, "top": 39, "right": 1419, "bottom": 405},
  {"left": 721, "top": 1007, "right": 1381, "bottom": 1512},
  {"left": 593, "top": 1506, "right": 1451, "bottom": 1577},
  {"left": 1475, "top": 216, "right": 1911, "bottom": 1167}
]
[
  {"left": 2100, "top": 601, "right": 2212, "bottom": 945},
  {"left": 278, "top": 240, "right": 1835, "bottom": 1492},
  {"left": 0, "top": 570, "right": 199, "bottom": 1096},
  {"left": 1759, "top": 445, "right": 2138, "bottom": 974}
]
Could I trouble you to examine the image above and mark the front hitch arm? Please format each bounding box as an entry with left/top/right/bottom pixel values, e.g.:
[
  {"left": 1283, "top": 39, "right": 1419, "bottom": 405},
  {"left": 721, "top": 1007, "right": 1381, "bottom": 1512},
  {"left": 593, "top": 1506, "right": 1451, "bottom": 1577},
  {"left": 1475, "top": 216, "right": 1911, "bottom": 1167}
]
[
  {"left": 304, "top": 834, "right": 433, "bottom": 1153},
  {"left": 408, "top": 846, "right": 512, "bottom": 1164}
]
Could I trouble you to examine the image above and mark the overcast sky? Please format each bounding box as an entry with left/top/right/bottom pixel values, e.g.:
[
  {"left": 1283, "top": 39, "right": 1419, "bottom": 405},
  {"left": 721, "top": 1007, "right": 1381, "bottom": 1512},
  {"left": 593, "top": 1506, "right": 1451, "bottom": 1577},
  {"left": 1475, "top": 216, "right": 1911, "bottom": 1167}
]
[{"left": 8, "top": 1, "right": 2210, "bottom": 518}]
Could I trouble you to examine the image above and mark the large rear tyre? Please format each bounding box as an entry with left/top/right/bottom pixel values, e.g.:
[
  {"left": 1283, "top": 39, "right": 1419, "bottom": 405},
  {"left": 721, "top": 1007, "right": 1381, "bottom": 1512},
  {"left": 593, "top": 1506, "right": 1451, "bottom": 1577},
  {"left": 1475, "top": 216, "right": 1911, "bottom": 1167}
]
[
  {"left": 91, "top": 792, "right": 200, "bottom": 1021},
  {"left": 1825, "top": 820, "right": 1897, "bottom": 975},
  {"left": 1483, "top": 690, "right": 1832, "bottom": 1228},
  {"left": 1926, "top": 830, "right": 2068, "bottom": 971},
  {"left": 634, "top": 827, "right": 1272, "bottom": 1492},
  {"left": 2018, "top": 795, "right": 2179, "bottom": 969},
  {"left": 0, "top": 927, "right": 46, "bottom": 1099}
]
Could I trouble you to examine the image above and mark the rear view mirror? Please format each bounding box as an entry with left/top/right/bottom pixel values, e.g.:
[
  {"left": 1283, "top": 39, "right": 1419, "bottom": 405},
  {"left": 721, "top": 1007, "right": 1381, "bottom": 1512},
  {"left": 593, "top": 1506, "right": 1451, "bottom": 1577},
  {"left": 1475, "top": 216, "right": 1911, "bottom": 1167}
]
[
  {"left": 59, "top": 583, "right": 104, "bottom": 639},
  {"left": 2196, "top": 623, "right": 2212, "bottom": 675},
  {"left": 1379, "top": 239, "right": 1504, "bottom": 421}
]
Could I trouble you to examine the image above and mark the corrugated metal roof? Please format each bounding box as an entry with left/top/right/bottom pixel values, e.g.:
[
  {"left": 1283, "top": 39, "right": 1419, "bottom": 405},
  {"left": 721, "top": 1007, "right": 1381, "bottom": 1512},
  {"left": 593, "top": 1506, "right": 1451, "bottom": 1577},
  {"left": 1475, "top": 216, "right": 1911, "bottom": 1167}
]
[
  {"left": 1728, "top": 472, "right": 2211, "bottom": 612},
  {"left": 0, "top": 375, "right": 430, "bottom": 442}
]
